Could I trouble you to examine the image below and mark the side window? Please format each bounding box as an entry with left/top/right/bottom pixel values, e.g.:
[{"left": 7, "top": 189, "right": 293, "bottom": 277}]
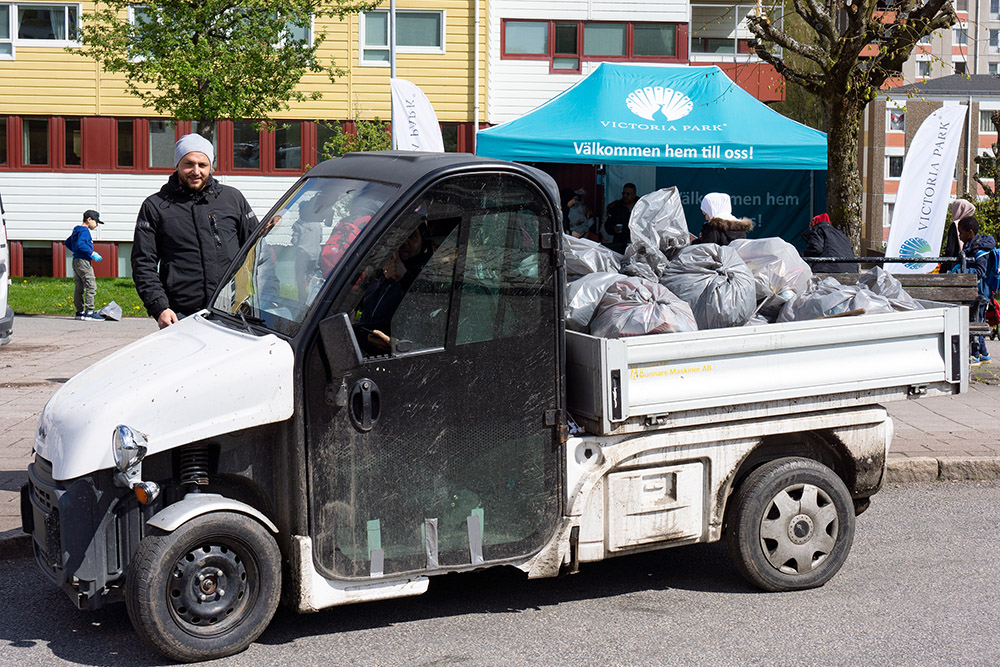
[
  {"left": 455, "top": 178, "right": 549, "bottom": 346},
  {"left": 342, "top": 172, "right": 554, "bottom": 357},
  {"left": 347, "top": 203, "right": 460, "bottom": 357}
]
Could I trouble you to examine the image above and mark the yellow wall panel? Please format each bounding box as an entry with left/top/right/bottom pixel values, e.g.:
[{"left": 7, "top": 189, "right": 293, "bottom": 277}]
[{"left": 0, "top": 0, "right": 488, "bottom": 122}]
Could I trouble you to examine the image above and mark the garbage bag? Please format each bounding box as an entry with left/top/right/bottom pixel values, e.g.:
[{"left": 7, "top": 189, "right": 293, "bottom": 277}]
[
  {"left": 565, "top": 272, "right": 621, "bottom": 331},
  {"left": 856, "top": 266, "right": 923, "bottom": 311},
  {"left": 620, "top": 187, "right": 690, "bottom": 281},
  {"left": 97, "top": 301, "right": 121, "bottom": 321},
  {"left": 729, "top": 237, "right": 813, "bottom": 317},
  {"left": 659, "top": 244, "right": 756, "bottom": 329},
  {"left": 778, "top": 276, "right": 896, "bottom": 322},
  {"left": 563, "top": 234, "right": 622, "bottom": 278},
  {"left": 590, "top": 276, "right": 697, "bottom": 339}
]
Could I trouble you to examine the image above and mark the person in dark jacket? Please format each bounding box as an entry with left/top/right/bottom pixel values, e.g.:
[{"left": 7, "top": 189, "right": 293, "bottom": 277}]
[
  {"left": 941, "top": 199, "right": 975, "bottom": 272},
  {"left": 603, "top": 182, "right": 638, "bottom": 254},
  {"left": 695, "top": 192, "right": 753, "bottom": 246},
  {"left": 132, "top": 134, "right": 258, "bottom": 328},
  {"left": 957, "top": 216, "right": 996, "bottom": 364},
  {"left": 801, "top": 213, "right": 858, "bottom": 273}
]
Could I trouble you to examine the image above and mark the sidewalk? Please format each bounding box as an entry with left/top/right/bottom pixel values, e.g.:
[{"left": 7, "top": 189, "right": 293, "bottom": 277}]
[{"left": 3, "top": 314, "right": 1000, "bottom": 556}]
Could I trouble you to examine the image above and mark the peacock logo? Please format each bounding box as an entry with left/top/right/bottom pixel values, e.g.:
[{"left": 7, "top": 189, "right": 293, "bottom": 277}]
[
  {"left": 899, "top": 237, "right": 934, "bottom": 270},
  {"left": 626, "top": 86, "right": 694, "bottom": 122}
]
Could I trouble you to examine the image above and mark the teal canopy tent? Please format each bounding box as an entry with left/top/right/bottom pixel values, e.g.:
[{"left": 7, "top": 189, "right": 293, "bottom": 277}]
[
  {"left": 476, "top": 63, "right": 827, "bottom": 241},
  {"left": 476, "top": 63, "right": 827, "bottom": 170}
]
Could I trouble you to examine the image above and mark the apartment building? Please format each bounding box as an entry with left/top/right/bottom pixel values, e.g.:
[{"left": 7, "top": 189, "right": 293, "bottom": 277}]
[
  {"left": 861, "top": 75, "right": 1000, "bottom": 253},
  {"left": 1, "top": 0, "right": 783, "bottom": 277}
]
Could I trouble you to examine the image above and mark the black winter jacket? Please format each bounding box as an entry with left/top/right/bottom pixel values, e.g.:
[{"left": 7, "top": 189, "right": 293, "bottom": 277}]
[
  {"left": 132, "top": 174, "right": 258, "bottom": 318},
  {"left": 695, "top": 216, "right": 754, "bottom": 246},
  {"left": 801, "top": 221, "right": 858, "bottom": 273}
]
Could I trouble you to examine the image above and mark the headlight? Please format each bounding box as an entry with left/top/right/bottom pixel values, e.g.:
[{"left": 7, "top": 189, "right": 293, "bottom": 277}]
[{"left": 112, "top": 425, "right": 148, "bottom": 472}]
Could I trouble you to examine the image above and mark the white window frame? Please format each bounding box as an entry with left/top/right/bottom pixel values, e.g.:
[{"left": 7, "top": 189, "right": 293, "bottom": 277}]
[
  {"left": 954, "top": 23, "right": 968, "bottom": 46},
  {"left": 359, "top": 9, "right": 446, "bottom": 67},
  {"left": 978, "top": 148, "right": 996, "bottom": 183},
  {"left": 991, "top": 29, "right": 1000, "bottom": 54},
  {"left": 0, "top": 4, "right": 13, "bottom": 59},
  {"left": 917, "top": 59, "right": 932, "bottom": 78},
  {"left": 886, "top": 153, "right": 905, "bottom": 180},
  {"left": 990, "top": 61, "right": 999, "bottom": 76},
  {"left": 887, "top": 107, "right": 905, "bottom": 132},
  {"left": 8, "top": 2, "right": 80, "bottom": 49}
]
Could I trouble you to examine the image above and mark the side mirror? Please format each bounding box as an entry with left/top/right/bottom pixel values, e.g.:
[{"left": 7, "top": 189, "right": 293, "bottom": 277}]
[{"left": 318, "top": 312, "right": 364, "bottom": 376}]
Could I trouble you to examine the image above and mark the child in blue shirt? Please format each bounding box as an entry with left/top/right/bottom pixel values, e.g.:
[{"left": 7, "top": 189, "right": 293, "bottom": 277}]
[{"left": 64, "top": 209, "right": 104, "bottom": 320}]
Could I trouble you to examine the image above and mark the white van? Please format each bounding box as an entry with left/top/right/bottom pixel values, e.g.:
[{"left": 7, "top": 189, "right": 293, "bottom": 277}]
[{"left": 0, "top": 194, "right": 12, "bottom": 345}]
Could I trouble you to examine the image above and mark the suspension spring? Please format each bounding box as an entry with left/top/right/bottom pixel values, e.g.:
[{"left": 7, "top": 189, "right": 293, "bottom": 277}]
[{"left": 178, "top": 444, "right": 211, "bottom": 488}]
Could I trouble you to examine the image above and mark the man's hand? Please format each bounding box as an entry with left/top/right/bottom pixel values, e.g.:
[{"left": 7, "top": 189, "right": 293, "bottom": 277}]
[
  {"left": 367, "top": 329, "right": 391, "bottom": 353},
  {"left": 382, "top": 252, "right": 406, "bottom": 282},
  {"left": 157, "top": 308, "right": 179, "bottom": 329},
  {"left": 91, "top": 252, "right": 103, "bottom": 262}
]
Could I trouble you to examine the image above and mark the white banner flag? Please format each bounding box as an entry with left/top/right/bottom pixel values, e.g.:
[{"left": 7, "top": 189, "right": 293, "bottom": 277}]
[
  {"left": 885, "top": 105, "right": 968, "bottom": 274},
  {"left": 390, "top": 78, "right": 444, "bottom": 152}
]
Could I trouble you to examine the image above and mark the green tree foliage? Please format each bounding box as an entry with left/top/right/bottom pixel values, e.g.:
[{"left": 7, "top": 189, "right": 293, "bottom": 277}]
[
  {"left": 319, "top": 117, "right": 392, "bottom": 159},
  {"left": 748, "top": 0, "right": 957, "bottom": 253},
  {"left": 973, "top": 110, "right": 1000, "bottom": 239},
  {"left": 75, "top": 0, "right": 378, "bottom": 141}
]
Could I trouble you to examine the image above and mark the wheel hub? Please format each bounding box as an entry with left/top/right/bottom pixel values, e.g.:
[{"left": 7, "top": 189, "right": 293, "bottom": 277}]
[
  {"left": 169, "top": 544, "right": 248, "bottom": 627},
  {"left": 787, "top": 514, "right": 814, "bottom": 544}
]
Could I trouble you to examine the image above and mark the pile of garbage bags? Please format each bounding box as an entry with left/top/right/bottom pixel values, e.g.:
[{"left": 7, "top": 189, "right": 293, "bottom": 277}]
[{"left": 564, "top": 187, "right": 923, "bottom": 339}]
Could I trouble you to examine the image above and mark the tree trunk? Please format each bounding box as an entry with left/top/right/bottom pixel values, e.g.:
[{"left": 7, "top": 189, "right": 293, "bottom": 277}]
[
  {"left": 823, "top": 95, "right": 866, "bottom": 255},
  {"left": 197, "top": 121, "right": 215, "bottom": 143}
]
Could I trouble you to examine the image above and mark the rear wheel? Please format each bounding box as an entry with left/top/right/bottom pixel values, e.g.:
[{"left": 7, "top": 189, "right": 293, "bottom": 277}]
[
  {"left": 725, "top": 457, "right": 855, "bottom": 592},
  {"left": 125, "top": 511, "right": 281, "bottom": 663}
]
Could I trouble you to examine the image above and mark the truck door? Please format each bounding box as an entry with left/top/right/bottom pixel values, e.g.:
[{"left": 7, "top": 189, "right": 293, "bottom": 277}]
[{"left": 302, "top": 171, "right": 563, "bottom": 579}]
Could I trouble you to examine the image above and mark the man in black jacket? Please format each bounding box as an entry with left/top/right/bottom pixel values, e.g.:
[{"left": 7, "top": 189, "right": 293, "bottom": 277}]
[
  {"left": 801, "top": 213, "right": 858, "bottom": 273},
  {"left": 132, "top": 134, "right": 258, "bottom": 328}
]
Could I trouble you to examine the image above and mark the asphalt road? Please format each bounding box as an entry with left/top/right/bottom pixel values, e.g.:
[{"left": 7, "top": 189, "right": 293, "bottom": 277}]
[{"left": 1, "top": 481, "right": 998, "bottom": 666}]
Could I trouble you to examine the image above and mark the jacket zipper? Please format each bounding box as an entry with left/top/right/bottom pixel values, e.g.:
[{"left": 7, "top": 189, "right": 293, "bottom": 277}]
[{"left": 209, "top": 214, "right": 222, "bottom": 247}]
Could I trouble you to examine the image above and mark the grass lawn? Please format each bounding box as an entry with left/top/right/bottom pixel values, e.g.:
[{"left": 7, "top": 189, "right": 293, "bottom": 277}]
[{"left": 9, "top": 277, "right": 148, "bottom": 317}]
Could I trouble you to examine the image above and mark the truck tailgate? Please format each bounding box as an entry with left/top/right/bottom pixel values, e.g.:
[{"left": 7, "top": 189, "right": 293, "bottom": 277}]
[{"left": 566, "top": 302, "right": 968, "bottom": 435}]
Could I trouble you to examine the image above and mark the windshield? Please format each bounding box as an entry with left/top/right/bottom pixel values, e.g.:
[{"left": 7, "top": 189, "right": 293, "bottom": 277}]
[{"left": 212, "top": 176, "right": 397, "bottom": 335}]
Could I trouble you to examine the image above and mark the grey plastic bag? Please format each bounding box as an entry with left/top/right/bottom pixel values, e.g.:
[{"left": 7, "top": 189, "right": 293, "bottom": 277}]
[
  {"left": 856, "top": 266, "right": 923, "bottom": 311},
  {"left": 660, "top": 244, "right": 756, "bottom": 329},
  {"left": 620, "top": 187, "right": 690, "bottom": 281},
  {"left": 729, "top": 237, "right": 813, "bottom": 317},
  {"left": 590, "top": 276, "right": 697, "bottom": 339},
  {"left": 97, "top": 301, "right": 122, "bottom": 321},
  {"left": 565, "top": 272, "right": 621, "bottom": 331},
  {"left": 563, "top": 234, "right": 622, "bottom": 278},
  {"left": 778, "top": 276, "right": 896, "bottom": 322}
]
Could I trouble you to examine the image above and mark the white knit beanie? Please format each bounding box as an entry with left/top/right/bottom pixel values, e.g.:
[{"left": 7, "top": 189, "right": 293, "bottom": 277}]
[{"left": 174, "top": 133, "right": 215, "bottom": 167}]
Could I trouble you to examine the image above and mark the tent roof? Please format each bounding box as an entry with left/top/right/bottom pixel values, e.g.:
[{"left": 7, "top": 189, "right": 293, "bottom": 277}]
[{"left": 476, "top": 63, "right": 827, "bottom": 170}]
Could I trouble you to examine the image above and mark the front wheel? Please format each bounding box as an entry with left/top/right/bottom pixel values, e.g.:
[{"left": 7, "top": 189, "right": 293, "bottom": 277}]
[
  {"left": 725, "top": 457, "right": 855, "bottom": 592},
  {"left": 125, "top": 511, "right": 282, "bottom": 663}
]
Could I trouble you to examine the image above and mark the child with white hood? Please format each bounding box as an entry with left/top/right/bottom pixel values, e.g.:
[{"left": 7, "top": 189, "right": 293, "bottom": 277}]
[{"left": 695, "top": 192, "right": 754, "bottom": 246}]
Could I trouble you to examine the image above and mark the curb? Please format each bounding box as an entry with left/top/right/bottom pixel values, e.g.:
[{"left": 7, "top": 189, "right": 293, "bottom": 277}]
[{"left": 886, "top": 456, "right": 1000, "bottom": 483}]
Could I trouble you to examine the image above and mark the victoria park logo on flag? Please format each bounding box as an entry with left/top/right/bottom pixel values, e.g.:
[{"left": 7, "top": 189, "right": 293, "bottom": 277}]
[
  {"left": 626, "top": 86, "right": 694, "bottom": 122},
  {"left": 899, "top": 237, "right": 935, "bottom": 271}
]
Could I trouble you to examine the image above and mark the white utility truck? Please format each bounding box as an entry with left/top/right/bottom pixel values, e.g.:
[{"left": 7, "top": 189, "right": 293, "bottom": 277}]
[{"left": 22, "top": 153, "right": 968, "bottom": 662}]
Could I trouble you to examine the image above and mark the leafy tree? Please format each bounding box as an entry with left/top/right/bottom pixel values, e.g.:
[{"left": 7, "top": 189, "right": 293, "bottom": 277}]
[
  {"left": 319, "top": 117, "right": 392, "bottom": 159},
  {"left": 75, "top": 0, "right": 378, "bottom": 141},
  {"left": 973, "top": 111, "right": 1000, "bottom": 239},
  {"left": 748, "top": 0, "right": 957, "bottom": 252}
]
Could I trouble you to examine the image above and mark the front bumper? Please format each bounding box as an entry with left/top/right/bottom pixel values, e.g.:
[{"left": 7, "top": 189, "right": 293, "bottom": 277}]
[{"left": 21, "top": 457, "right": 158, "bottom": 610}]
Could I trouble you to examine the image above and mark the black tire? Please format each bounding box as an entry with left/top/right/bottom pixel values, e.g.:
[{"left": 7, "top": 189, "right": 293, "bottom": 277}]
[
  {"left": 725, "top": 457, "right": 855, "bottom": 592},
  {"left": 125, "top": 511, "right": 281, "bottom": 663}
]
